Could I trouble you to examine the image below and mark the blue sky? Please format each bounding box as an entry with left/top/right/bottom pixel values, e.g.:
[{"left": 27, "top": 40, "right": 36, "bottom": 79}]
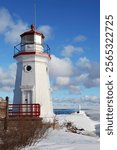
[{"left": 0, "top": 0, "right": 100, "bottom": 109}]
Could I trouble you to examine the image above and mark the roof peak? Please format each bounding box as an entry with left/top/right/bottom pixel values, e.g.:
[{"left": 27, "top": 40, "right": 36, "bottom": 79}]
[
  {"left": 20, "top": 24, "right": 45, "bottom": 39},
  {"left": 31, "top": 24, "right": 35, "bottom": 31}
]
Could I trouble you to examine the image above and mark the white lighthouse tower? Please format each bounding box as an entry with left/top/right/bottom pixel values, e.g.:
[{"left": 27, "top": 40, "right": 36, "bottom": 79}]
[{"left": 13, "top": 25, "right": 54, "bottom": 120}]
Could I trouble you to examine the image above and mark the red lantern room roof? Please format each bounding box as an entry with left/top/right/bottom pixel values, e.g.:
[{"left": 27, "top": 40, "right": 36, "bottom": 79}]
[{"left": 20, "top": 24, "right": 45, "bottom": 39}]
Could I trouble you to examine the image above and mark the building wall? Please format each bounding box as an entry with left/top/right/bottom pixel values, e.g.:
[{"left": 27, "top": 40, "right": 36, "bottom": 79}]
[
  {"left": 13, "top": 54, "right": 54, "bottom": 118},
  {"left": 35, "top": 59, "right": 53, "bottom": 117}
]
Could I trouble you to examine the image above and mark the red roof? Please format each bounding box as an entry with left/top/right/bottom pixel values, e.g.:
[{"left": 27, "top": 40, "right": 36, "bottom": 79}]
[{"left": 20, "top": 24, "right": 45, "bottom": 39}]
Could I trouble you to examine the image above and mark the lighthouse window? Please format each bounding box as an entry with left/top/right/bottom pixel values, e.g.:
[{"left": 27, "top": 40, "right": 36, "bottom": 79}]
[
  {"left": 25, "top": 65, "right": 32, "bottom": 72},
  {"left": 22, "top": 35, "right": 34, "bottom": 44},
  {"left": 26, "top": 35, "right": 34, "bottom": 43}
]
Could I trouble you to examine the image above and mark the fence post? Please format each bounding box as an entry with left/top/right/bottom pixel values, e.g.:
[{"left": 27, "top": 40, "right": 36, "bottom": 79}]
[{"left": 4, "top": 96, "right": 9, "bottom": 130}]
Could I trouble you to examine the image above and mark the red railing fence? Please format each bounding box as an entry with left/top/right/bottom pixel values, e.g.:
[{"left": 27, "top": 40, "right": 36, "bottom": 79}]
[{"left": 8, "top": 104, "right": 40, "bottom": 117}]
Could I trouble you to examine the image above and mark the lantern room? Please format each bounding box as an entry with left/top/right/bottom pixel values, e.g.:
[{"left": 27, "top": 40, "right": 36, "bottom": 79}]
[
  {"left": 21, "top": 24, "right": 44, "bottom": 44},
  {"left": 14, "top": 25, "right": 46, "bottom": 57}
]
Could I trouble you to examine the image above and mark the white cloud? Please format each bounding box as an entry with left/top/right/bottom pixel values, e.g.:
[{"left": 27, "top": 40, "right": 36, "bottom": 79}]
[
  {"left": 0, "top": 68, "right": 6, "bottom": 79},
  {"left": 84, "top": 78, "right": 100, "bottom": 88},
  {"left": 76, "top": 74, "right": 88, "bottom": 82},
  {"left": 49, "top": 55, "right": 74, "bottom": 78},
  {"left": 0, "top": 7, "right": 28, "bottom": 44},
  {"left": 56, "top": 77, "right": 70, "bottom": 86},
  {"left": 69, "top": 85, "right": 81, "bottom": 94},
  {"left": 53, "top": 95, "right": 99, "bottom": 109},
  {"left": 0, "top": 63, "right": 16, "bottom": 92},
  {"left": 76, "top": 57, "right": 100, "bottom": 88},
  {"left": 49, "top": 55, "right": 82, "bottom": 94},
  {"left": 61, "top": 45, "right": 83, "bottom": 57},
  {"left": 38, "top": 25, "right": 53, "bottom": 41},
  {"left": 76, "top": 74, "right": 100, "bottom": 88},
  {"left": 74, "top": 35, "right": 87, "bottom": 42},
  {"left": 77, "top": 57, "right": 91, "bottom": 69},
  {"left": 5, "top": 20, "right": 28, "bottom": 44},
  {"left": 49, "top": 54, "right": 99, "bottom": 95},
  {"left": 79, "top": 95, "right": 99, "bottom": 103},
  {"left": 88, "top": 62, "right": 100, "bottom": 79},
  {"left": 0, "top": 8, "right": 13, "bottom": 33}
]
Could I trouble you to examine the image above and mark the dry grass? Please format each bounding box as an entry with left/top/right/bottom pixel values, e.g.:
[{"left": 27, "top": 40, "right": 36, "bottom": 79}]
[{"left": 0, "top": 117, "right": 51, "bottom": 150}]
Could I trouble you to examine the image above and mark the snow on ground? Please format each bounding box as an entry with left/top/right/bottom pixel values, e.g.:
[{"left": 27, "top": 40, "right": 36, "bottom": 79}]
[
  {"left": 23, "top": 111, "right": 100, "bottom": 150},
  {"left": 56, "top": 111, "right": 98, "bottom": 135}
]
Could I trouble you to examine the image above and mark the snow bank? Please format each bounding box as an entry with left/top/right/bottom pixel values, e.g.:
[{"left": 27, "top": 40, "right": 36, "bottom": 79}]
[
  {"left": 56, "top": 111, "right": 98, "bottom": 136},
  {"left": 24, "top": 129, "right": 99, "bottom": 150},
  {"left": 23, "top": 111, "right": 99, "bottom": 150}
]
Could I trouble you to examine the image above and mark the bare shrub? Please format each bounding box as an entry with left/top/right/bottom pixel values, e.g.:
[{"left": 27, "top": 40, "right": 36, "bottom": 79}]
[
  {"left": 64, "top": 121, "right": 85, "bottom": 134},
  {"left": 0, "top": 117, "right": 51, "bottom": 150}
]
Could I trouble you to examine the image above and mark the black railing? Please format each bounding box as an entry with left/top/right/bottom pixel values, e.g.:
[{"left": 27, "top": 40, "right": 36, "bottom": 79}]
[
  {"left": 43, "top": 43, "right": 50, "bottom": 54},
  {"left": 14, "top": 43, "right": 22, "bottom": 55},
  {"left": 14, "top": 42, "right": 50, "bottom": 56}
]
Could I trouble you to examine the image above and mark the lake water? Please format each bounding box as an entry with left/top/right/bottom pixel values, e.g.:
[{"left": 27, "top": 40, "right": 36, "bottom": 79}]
[{"left": 54, "top": 109, "right": 75, "bottom": 115}]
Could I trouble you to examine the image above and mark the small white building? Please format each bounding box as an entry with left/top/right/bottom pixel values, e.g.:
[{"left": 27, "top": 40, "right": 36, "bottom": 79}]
[{"left": 13, "top": 25, "right": 54, "bottom": 120}]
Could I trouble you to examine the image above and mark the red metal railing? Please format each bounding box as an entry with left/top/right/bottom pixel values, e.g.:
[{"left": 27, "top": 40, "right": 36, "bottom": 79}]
[{"left": 8, "top": 104, "right": 40, "bottom": 117}]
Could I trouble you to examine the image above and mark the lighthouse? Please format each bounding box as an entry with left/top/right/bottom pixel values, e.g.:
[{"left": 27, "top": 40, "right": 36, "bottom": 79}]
[{"left": 13, "top": 25, "right": 54, "bottom": 120}]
